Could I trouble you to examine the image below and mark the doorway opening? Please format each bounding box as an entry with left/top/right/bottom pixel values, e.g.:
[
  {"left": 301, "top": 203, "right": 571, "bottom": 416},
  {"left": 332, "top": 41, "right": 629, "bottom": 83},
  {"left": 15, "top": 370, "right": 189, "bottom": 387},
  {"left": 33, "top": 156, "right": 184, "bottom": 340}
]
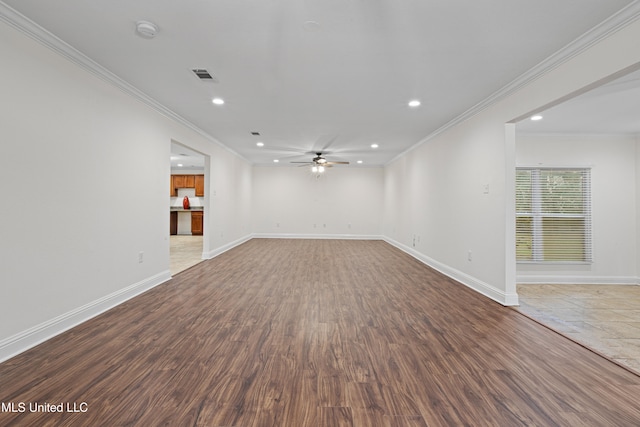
[
  {"left": 170, "top": 140, "right": 207, "bottom": 275},
  {"left": 509, "top": 64, "right": 640, "bottom": 374}
]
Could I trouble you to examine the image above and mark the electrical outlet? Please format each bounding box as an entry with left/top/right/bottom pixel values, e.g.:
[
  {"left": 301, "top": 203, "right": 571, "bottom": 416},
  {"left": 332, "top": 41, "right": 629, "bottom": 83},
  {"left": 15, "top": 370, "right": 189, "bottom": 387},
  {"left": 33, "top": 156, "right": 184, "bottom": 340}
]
[
  {"left": 138, "top": 251, "right": 144, "bottom": 263},
  {"left": 467, "top": 251, "right": 472, "bottom": 261}
]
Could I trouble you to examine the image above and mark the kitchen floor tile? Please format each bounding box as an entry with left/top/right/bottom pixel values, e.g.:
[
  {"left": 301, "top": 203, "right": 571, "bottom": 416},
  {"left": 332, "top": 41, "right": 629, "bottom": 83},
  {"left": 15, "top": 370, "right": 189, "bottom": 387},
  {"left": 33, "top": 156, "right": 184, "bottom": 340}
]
[{"left": 516, "top": 284, "right": 640, "bottom": 375}]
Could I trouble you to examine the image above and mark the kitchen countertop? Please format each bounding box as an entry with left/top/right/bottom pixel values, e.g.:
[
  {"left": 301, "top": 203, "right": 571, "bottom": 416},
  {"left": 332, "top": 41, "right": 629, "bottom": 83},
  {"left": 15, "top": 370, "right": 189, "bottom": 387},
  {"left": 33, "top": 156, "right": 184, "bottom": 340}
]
[{"left": 170, "top": 207, "right": 204, "bottom": 212}]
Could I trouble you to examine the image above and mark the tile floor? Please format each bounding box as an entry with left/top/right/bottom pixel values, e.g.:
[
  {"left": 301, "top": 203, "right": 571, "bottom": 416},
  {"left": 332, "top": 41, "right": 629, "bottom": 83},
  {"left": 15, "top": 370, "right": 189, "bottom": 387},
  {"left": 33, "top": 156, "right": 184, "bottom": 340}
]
[
  {"left": 515, "top": 284, "right": 640, "bottom": 374},
  {"left": 170, "top": 235, "right": 204, "bottom": 275}
]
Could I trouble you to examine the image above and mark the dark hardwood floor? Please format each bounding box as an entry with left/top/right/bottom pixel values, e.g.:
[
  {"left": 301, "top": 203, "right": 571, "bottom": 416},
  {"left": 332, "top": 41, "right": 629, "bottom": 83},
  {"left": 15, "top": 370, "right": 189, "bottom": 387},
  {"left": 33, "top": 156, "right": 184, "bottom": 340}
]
[{"left": 1, "top": 239, "right": 639, "bottom": 426}]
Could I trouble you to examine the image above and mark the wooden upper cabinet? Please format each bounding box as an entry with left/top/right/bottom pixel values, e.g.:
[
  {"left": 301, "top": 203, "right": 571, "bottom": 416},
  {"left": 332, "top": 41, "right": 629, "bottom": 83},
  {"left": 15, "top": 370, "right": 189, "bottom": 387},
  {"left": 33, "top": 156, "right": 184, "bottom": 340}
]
[
  {"left": 171, "top": 174, "right": 204, "bottom": 196},
  {"left": 172, "top": 175, "right": 186, "bottom": 190},
  {"left": 195, "top": 175, "right": 205, "bottom": 196}
]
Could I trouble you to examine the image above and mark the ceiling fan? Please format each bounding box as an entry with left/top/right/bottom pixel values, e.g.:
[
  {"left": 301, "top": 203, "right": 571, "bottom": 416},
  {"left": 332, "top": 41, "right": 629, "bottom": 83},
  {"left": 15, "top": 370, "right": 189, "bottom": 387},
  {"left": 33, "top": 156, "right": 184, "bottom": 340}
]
[{"left": 291, "top": 152, "right": 349, "bottom": 173}]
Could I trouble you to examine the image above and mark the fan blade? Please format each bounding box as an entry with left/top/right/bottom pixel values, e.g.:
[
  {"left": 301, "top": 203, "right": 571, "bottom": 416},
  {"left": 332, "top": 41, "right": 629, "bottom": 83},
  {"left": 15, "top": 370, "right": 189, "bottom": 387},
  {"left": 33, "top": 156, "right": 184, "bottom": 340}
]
[
  {"left": 312, "top": 134, "right": 339, "bottom": 153},
  {"left": 291, "top": 161, "right": 312, "bottom": 164},
  {"left": 326, "top": 161, "right": 350, "bottom": 165}
]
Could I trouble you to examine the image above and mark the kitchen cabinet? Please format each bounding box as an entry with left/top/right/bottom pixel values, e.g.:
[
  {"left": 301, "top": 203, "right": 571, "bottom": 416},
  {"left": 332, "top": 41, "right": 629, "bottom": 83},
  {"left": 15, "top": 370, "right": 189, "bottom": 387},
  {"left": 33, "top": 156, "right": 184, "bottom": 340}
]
[
  {"left": 172, "top": 175, "right": 186, "bottom": 191},
  {"left": 171, "top": 174, "right": 204, "bottom": 196},
  {"left": 191, "top": 211, "right": 203, "bottom": 235},
  {"left": 170, "top": 211, "right": 178, "bottom": 235},
  {"left": 195, "top": 175, "right": 205, "bottom": 197}
]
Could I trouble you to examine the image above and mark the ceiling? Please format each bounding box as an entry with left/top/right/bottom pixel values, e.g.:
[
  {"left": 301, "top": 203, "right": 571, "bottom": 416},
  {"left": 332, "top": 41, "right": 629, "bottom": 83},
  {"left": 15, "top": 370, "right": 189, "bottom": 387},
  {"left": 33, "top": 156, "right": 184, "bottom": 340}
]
[
  {"left": 3, "top": 0, "right": 638, "bottom": 166},
  {"left": 171, "top": 142, "right": 205, "bottom": 170},
  {"left": 517, "top": 67, "right": 640, "bottom": 135}
]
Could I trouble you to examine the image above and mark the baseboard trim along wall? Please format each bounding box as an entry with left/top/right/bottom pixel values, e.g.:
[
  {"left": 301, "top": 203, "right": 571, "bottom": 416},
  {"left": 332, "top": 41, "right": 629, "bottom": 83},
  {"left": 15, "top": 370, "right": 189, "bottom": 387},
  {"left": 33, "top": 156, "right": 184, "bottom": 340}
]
[
  {"left": 0, "top": 270, "right": 171, "bottom": 364},
  {"left": 252, "top": 233, "right": 383, "bottom": 240},
  {"left": 517, "top": 275, "right": 640, "bottom": 285},
  {"left": 384, "top": 237, "right": 519, "bottom": 306},
  {"left": 202, "top": 234, "right": 253, "bottom": 259}
]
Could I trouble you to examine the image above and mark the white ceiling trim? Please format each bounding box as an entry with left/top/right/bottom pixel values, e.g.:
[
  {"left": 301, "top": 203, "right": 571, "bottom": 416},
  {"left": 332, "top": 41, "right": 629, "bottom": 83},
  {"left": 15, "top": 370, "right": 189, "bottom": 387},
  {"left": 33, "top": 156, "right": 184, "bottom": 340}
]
[
  {"left": 0, "top": 1, "right": 246, "bottom": 162},
  {"left": 387, "top": 0, "right": 640, "bottom": 165}
]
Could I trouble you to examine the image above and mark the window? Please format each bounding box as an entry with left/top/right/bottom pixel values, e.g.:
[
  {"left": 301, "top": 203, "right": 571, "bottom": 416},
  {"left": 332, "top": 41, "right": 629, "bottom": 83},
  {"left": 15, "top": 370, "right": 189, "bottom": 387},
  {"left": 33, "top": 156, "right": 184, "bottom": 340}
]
[{"left": 516, "top": 168, "right": 591, "bottom": 263}]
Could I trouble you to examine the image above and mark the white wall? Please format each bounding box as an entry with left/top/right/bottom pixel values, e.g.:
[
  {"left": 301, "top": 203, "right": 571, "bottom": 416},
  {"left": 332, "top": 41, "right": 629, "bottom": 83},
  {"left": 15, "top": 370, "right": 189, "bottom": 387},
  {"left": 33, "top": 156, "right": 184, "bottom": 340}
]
[
  {"left": 384, "top": 114, "right": 513, "bottom": 304},
  {"left": 0, "top": 18, "right": 251, "bottom": 361},
  {"left": 637, "top": 136, "right": 640, "bottom": 278},
  {"left": 252, "top": 166, "right": 383, "bottom": 238},
  {"left": 516, "top": 134, "right": 638, "bottom": 284},
  {"left": 384, "top": 17, "right": 640, "bottom": 305}
]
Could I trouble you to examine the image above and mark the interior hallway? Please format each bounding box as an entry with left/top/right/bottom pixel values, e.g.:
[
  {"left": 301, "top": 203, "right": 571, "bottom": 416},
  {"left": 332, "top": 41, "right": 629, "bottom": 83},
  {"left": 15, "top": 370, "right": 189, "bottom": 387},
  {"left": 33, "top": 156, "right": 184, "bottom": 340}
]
[{"left": 516, "top": 284, "right": 640, "bottom": 374}]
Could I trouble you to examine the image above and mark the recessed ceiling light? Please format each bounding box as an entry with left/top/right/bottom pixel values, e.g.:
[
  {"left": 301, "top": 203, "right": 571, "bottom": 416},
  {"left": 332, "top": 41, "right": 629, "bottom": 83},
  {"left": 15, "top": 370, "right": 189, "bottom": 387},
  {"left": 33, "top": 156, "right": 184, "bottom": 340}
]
[
  {"left": 357, "top": 160, "right": 363, "bottom": 164},
  {"left": 177, "top": 163, "right": 183, "bottom": 167},
  {"left": 273, "top": 159, "right": 279, "bottom": 163},
  {"left": 212, "top": 98, "right": 225, "bottom": 105},
  {"left": 531, "top": 115, "right": 543, "bottom": 121},
  {"left": 371, "top": 144, "right": 379, "bottom": 149},
  {"left": 408, "top": 100, "right": 421, "bottom": 107},
  {"left": 256, "top": 142, "right": 264, "bottom": 147}
]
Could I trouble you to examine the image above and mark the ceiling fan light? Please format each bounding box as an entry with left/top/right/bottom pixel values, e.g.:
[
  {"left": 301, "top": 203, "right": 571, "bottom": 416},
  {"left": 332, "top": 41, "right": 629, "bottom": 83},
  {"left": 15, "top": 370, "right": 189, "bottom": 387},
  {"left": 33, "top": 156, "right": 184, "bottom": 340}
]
[
  {"left": 318, "top": 166, "right": 325, "bottom": 173},
  {"left": 311, "top": 166, "right": 318, "bottom": 173}
]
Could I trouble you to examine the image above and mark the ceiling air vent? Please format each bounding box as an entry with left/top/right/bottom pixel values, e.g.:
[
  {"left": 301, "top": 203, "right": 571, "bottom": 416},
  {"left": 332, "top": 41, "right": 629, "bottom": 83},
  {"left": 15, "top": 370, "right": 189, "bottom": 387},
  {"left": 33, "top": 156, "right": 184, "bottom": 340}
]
[
  {"left": 192, "top": 69, "right": 218, "bottom": 82},
  {"left": 251, "top": 132, "right": 260, "bottom": 136}
]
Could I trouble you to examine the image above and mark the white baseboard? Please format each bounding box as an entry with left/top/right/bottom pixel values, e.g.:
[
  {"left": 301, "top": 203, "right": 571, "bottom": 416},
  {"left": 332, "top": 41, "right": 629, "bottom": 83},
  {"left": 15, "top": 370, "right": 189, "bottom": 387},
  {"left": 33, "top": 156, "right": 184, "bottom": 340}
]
[
  {"left": 252, "top": 233, "right": 383, "bottom": 240},
  {"left": 384, "top": 237, "right": 519, "bottom": 306},
  {"left": 202, "top": 234, "right": 253, "bottom": 259},
  {"left": 0, "top": 270, "right": 171, "bottom": 363},
  {"left": 516, "top": 275, "right": 639, "bottom": 285}
]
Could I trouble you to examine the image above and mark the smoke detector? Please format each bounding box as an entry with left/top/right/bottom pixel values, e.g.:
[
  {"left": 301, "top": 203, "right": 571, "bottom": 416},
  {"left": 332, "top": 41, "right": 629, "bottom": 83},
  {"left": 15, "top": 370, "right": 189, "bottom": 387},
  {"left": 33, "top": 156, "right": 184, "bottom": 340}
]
[{"left": 136, "top": 21, "right": 158, "bottom": 38}]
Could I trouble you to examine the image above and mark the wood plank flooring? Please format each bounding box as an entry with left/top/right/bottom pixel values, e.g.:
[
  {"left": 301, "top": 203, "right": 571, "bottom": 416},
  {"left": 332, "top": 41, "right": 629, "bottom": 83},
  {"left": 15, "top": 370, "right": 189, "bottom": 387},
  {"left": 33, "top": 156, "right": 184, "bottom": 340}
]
[{"left": 1, "top": 239, "right": 639, "bottom": 426}]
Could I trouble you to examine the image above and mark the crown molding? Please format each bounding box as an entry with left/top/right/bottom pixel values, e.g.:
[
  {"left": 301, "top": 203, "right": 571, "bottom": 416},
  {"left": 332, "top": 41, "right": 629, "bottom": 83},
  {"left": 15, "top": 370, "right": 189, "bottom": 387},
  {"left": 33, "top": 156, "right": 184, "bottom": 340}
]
[
  {"left": 0, "top": 1, "right": 247, "bottom": 163},
  {"left": 2, "top": 0, "right": 639, "bottom": 168},
  {"left": 388, "top": 0, "right": 640, "bottom": 165}
]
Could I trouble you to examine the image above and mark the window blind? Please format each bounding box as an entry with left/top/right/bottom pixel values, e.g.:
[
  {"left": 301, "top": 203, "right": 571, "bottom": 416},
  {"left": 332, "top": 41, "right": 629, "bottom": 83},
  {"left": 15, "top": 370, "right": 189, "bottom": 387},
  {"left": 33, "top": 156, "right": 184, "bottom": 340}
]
[{"left": 516, "top": 168, "right": 592, "bottom": 263}]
